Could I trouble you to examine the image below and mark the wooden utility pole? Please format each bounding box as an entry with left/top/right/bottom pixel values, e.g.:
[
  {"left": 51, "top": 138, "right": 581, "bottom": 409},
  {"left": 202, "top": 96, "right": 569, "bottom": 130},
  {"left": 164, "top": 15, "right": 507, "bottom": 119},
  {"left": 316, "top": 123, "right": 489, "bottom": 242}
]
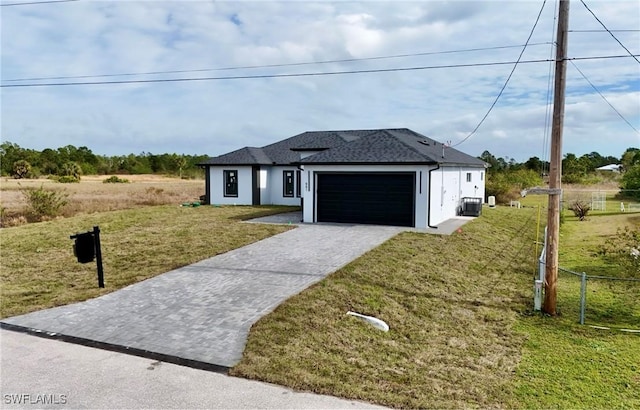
[{"left": 544, "top": 0, "right": 570, "bottom": 315}]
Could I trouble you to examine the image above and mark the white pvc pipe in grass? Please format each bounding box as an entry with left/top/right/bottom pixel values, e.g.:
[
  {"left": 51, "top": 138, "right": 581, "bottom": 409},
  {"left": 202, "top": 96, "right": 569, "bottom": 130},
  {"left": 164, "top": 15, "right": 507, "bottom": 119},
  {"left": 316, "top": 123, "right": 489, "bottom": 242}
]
[{"left": 346, "top": 311, "right": 389, "bottom": 332}]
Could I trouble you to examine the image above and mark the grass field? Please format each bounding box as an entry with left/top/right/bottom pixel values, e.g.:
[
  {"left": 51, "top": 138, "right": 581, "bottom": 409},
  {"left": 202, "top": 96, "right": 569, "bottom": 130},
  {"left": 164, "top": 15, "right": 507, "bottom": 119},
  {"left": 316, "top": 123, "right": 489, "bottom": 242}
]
[
  {"left": 232, "top": 204, "right": 640, "bottom": 409},
  {"left": 0, "top": 205, "right": 293, "bottom": 319},
  {"left": 519, "top": 191, "right": 640, "bottom": 328},
  {"left": 232, "top": 206, "right": 540, "bottom": 408},
  {"left": 511, "top": 199, "right": 640, "bottom": 409},
  {"left": 1, "top": 175, "right": 204, "bottom": 226},
  {"left": 2, "top": 179, "right": 638, "bottom": 408}
]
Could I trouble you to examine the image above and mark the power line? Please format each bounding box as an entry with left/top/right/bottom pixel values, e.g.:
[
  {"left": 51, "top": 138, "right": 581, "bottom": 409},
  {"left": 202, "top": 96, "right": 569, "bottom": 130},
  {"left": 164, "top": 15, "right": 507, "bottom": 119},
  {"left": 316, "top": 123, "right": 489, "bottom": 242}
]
[
  {"left": 541, "top": 0, "right": 559, "bottom": 178},
  {"left": 1, "top": 55, "right": 636, "bottom": 88},
  {"left": 4, "top": 43, "right": 552, "bottom": 82},
  {"left": 4, "top": 60, "right": 549, "bottom": 88},
  {"left": 0, "top": 0, "right": 78, "bottom": 6},
  {"left": 450, "top": 0, "right": 549, "bottom": 148},
  {"left": 580, "top": 0, "right": 640, "bottom": 64},
  {"left": 570, "top": 60, "right": 640, "bottom": 134},
  {"left": 570, "top": 29, "right": 640, "bottom": 32}
]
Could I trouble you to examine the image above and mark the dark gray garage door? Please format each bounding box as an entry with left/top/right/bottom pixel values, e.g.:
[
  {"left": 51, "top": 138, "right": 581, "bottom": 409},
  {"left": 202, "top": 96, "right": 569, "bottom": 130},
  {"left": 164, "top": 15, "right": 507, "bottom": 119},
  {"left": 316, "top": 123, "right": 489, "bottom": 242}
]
[{"left": 316, "top": 173, "right": 415, "bottom": 227}]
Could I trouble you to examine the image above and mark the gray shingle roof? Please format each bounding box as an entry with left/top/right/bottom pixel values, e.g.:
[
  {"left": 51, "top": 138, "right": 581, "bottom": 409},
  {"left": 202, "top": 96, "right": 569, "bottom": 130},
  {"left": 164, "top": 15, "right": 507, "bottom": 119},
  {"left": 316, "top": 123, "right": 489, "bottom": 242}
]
[
  {"left": 199, "top": 146, "right": 272, "bottom": 165},
  {"left": 200, "top": 128, "right": 485, "bottom": 167}
]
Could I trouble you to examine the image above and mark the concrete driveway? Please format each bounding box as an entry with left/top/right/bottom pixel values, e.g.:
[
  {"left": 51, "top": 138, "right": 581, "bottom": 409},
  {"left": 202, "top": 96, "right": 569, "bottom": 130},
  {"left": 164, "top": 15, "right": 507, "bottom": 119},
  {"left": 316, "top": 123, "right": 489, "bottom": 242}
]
[{"left": 1, "top": 221, "right": 404, "bottom": 370}]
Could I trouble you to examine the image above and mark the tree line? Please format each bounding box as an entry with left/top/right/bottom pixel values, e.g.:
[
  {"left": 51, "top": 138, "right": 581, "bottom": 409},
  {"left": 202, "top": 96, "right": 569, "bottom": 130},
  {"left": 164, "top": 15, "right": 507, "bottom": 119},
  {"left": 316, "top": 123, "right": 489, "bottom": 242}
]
[
  {"left": 2, "top": 141, "right": 639, "bottom": 199},
  {"left": 479, "top": 147, "right": 640, "bottom": 202},
  {"left": 0, "top": 142, "right": 209, "bottom": 180}
]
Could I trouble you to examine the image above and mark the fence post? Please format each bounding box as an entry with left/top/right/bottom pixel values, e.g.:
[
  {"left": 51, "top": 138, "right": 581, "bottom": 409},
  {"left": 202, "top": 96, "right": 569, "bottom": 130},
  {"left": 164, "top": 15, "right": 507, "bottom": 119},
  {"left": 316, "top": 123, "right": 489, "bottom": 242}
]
[{"left": 579, "top": 272, "right": 587, "bottom": 325}]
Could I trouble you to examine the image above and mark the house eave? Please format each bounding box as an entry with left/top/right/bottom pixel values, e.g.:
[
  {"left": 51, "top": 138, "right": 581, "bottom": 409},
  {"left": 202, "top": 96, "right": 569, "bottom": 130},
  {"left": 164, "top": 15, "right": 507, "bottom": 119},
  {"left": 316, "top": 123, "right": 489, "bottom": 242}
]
[{"left": 296, "top": 161, "right": 440, "bottom": 166}]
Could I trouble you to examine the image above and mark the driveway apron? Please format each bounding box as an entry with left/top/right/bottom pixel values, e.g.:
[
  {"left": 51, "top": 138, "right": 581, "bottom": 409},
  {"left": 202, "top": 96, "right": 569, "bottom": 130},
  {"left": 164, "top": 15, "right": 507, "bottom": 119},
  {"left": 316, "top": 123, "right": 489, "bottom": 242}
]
[{"left": 1, "top": 223, "right": 402, "bottom": 369}]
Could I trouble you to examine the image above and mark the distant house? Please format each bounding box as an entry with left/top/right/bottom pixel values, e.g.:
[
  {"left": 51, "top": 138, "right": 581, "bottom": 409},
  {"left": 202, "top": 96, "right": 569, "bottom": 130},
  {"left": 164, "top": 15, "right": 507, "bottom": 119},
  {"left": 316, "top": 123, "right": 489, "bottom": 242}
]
[
  {"left": 199, "top": 128, "right": 487, "bottom": 229},
  {"left": 596, "top": 164, "right": 622, "bottom": 172}
]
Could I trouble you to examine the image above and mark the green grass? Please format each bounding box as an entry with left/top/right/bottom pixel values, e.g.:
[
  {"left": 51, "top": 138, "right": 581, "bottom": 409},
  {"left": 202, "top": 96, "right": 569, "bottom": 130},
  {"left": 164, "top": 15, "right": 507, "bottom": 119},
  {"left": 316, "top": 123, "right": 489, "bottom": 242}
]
[
  {"left": 3, "top": 196, "right": 638, "bottom": 409},
  {"left": 513, "top": 317, "right": 640, "bottom": 409},
  {"left": 498, "top": 202, "right": 640, "bottom": 409},
  {"left": 232, "top": 206, "right": 539, "bottom": 408},
  {"left": 554, "top": 211, "right": 640, "bottom": 329},
  {"left": 0, "top": 205, "right": 294, "bottom": 319},
  {"left": 232, "top": 204, "right": 640, "bottom": 409}
]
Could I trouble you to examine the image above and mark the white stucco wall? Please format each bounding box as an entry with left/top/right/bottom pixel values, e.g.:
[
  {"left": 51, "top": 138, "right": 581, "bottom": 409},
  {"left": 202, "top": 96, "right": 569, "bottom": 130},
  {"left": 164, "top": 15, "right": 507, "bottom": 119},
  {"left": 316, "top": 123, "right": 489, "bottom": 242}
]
[
  {"left": 207, "top": 163, "right": 485, "bottom": 226},
  {"left": 428, "top": 166, "right": 486, "bottom": 226},
  {"left": 208, "top": 165, "right": 303, "bottom": 206},
  {"left": 265, "top": 166, "right": 302, "bottom": 206},
  {"left": 301, "top": 164, "right": 431, "bottom": 229},
  {"left": 208, "top": 166, "right": 253, "bottom": 205}
]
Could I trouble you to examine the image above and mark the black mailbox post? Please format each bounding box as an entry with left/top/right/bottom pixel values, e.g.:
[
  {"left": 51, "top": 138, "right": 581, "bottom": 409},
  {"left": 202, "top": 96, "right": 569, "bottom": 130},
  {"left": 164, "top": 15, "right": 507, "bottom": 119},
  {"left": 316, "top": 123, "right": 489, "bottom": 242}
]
[{"left": 71, "top": 226, "right": 104, "bottom": 288}]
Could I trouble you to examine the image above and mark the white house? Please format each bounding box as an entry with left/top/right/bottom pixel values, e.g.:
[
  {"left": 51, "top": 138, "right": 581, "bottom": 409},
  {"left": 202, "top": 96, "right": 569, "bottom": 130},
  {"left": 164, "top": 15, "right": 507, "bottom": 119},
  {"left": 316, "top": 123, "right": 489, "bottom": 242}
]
[
  {"left": 596, "top": 164, "right": 622, "bottom": 172},
  {"left": 199, "top": 128, "right": 487, "bottom": 229}
]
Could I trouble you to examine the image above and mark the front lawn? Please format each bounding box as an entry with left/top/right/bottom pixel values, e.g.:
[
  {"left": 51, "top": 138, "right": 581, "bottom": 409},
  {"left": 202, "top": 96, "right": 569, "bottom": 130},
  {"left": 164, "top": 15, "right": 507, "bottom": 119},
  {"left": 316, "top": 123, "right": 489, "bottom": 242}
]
[
  {"left": 232, "top": 206, "right": 538, "bottom": 408},
  {"left": 232, "top": 205, "right": 640, "bottom": 409},
  {"left": 0, "top": 205, "right": 293, "bottom": 319}
]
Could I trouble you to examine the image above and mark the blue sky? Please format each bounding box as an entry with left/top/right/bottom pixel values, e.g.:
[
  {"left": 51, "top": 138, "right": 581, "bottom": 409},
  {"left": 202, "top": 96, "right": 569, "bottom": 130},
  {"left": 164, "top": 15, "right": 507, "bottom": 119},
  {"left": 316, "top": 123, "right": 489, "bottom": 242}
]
[{"left": 1, "top": 0, "right": 639, "bottom": 162}]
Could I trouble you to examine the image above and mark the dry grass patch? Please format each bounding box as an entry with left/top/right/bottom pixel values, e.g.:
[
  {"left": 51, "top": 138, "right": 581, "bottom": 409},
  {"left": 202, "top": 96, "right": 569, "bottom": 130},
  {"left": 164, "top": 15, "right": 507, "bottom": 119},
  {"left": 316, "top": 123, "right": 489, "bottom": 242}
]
[
  {"left": 0, "top": 205, "right": 293, "bottom": 318},
  {"left": 232, "top": 207, "right": 538, "bottom": 409},
  {"left": 1, "top": 176, "right": 203, "bottom": 226}
]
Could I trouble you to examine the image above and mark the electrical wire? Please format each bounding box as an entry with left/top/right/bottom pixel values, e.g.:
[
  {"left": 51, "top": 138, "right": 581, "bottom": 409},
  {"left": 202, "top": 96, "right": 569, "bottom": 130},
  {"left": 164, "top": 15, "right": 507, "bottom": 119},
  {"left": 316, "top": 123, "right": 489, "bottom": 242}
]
[
  {"left": 4, "top": 43, "right": 553, "bottom": 82},
  {"left": 580, "top": 0, "right": 640, "bottom": 64},
  {"left": 1, "top": 55, "right": 636, "bottom": 88},
  {"left": 541, "top": 0, "right": 559, "bottom": 178},
  {"left": 0, "top": 0, "right": 77, "bottom": 6},
  {"left": 570, "top": 29, "right": 640, "bottom": 32},
  {"left": 0, "top": 55, "right": 628, "bottom": 89},
  {"left": 450, "top": 0, "right": 549, "bottom": 148},
  {"left": 1, "top": 59, "right": 551, "bottom": 88},
  {"left": 569, "top": 60, "right": 640, "bottom": 134}
]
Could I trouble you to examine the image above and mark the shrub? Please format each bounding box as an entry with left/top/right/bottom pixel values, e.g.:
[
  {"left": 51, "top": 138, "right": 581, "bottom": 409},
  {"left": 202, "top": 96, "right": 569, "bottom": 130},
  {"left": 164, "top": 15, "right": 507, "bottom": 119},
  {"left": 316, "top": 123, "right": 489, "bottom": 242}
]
[
  {"left": 57, "top": 175, "right": 80, "bottom": 183},
  {"left": 486, "top": 169, "right": 542, "bottom": 204},
  {"left": 12, "top": 160, "right": 32, "bottom": 179},
  {"left": 60, "top": 161, "right": 82, "bottom": 182},
  {"left": 22, "top": 185, "right": 68, "bottom": 220},
  {"left": 598, "top": 226, "right": 640, "bottom": 278},
  {"left": 103, "top": 175, "right": 130, "bottom": 184},
  {"left": 562, "top": 173, "right": 584, "bottom": 184},
  {"left": 620, "top": 164, "right": 640, "bottom": 200},
  {"left": 569, "top": 200, "right": 590, "bottom": 221}
]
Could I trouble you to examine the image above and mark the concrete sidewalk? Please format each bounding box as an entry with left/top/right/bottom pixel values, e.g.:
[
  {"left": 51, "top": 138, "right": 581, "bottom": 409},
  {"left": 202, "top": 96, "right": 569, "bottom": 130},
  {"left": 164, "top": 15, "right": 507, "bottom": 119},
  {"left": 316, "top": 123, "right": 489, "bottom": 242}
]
[{"left": 1, "top": 223, "right": 403, "bottom": 369}]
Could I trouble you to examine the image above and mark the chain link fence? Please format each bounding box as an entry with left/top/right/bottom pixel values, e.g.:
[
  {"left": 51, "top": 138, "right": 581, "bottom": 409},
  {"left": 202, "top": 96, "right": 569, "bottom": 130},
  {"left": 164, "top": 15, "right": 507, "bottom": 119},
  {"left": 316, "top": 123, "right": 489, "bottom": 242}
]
[
  {"left": 537, "top": 228, "right": 640, "bottom": 329},
  {"left": 556, "top": 267, "right": 640, "bottom": 328}
]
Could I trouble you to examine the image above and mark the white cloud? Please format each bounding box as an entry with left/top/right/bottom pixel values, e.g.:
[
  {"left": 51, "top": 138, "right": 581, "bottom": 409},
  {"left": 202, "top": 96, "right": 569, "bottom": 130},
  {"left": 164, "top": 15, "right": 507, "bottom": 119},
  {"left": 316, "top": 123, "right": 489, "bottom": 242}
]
[{"left": 1, "top": 0, "right": 638, "bottom": 162}]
